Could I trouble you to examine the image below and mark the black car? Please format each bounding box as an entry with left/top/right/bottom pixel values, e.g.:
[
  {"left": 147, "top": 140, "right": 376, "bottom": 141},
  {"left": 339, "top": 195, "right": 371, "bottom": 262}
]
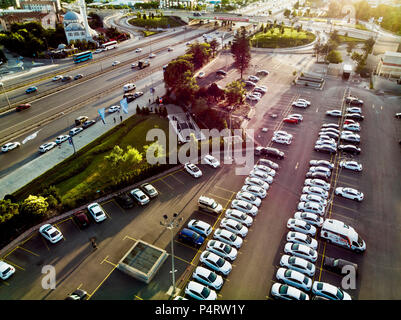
[
  {"left": 345, "top": 97, "right": 363, "bottom": 106},
  {"left": 62, "top": 75, "right": 73, "bottom": 82},
  {"left": 123, "top": 91, "right": 144, "bottom": 103},
  {"left": 305, "top": 172, "right": 330, "bottom": 182},
  {"left": 256, "top": 146, "right": 285, "bottom": 160},
  {"left": 82, "top": 120, "right": 96, "bottom": 129},
  {"left": 114, "top": 193, "right": 135, "bottom": 209},
  {"left": 338, "top": 144, "right": 361, "bottom": 154},
  {"left": 345, "top": 113, "right": 364, "bottom": 121},
  {"left": 216, "top": 70, "right": 227, "bottom": 76},
  {"left": 314, "top": 145, "right": 337, "bottom": 154},
  {"left": 73, "top": 210, "right": 90, "bottom": 229},
  {"left": 323, "top": 257, "right": 358, "bottom": 275},
  {"left": 74, "top": 74, "right": 83, "bottom": 80},
  {"left": 395, "top": 113, "right": 401, "bottom": 119},
  {"left": 65, "top": 289, "right": 88, "bottom": 300}
]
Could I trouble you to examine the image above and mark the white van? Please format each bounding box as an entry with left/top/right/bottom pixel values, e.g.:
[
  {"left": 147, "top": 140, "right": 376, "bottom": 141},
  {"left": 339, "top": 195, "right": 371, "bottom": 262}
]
[
  {"left": 320, "top": 219, "right": 366, "bottom": 253},
  {"left": 123, "top": 83, "right": 136, "bottom": 92}
]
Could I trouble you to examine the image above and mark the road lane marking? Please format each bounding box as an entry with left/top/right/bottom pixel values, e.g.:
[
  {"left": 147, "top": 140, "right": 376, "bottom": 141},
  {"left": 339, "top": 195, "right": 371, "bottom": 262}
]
[
  {"left": 295, "top": 162, "right": 299, "bottom": 170},
  {"left": 170, "top": 174, "right": 184, "bottom": 184}
]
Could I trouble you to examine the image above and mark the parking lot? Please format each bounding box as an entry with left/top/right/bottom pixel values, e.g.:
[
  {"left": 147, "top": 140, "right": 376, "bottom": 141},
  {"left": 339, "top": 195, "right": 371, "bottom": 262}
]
[{"left": 1, "top": 52, "right": 401, "bottom": 300}]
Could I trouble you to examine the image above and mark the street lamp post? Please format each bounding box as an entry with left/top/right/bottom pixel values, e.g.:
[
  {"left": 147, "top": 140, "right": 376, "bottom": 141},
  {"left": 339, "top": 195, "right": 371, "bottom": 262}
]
[
  {"left": 160, "top": 213, "right": 183, "bottom": 298},
  {"left": 0, "top": 81, "right": 11, "bottom": 109}
]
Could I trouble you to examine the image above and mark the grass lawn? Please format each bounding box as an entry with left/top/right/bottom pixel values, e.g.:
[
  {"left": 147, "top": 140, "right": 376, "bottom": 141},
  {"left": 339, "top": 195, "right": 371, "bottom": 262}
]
[
  {"left": 141, "top": 30, "right": 163, "bottom": 37},
  {"left": 338, "top": 35, "right": 366, "bottom": 43},
  {"left": 251, "top": 27, "right": 316, "bottom": 48},
  {"left": 13, "top": 115, "right": 171, "bottom": 204},
  {"left": 128, "top": 16, "right": 185, "bottom": 29}
]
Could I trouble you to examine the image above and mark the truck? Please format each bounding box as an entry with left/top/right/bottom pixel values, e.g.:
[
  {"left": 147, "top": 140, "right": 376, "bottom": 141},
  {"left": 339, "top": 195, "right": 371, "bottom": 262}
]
[
  {"left": 138, "top": 60, "right": 150, "bottom": 69},
  {"left": 342, "top": 64, "right": 352, "bottom": 80}
]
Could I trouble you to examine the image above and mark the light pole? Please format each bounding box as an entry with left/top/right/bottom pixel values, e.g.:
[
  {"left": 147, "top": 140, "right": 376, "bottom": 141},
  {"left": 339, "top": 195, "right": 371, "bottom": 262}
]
[
  {"left": 0, "top": 81, "right": 11, "bottom": 109},
  {"left": 160, "top": 213, "right": 183, "bottom": 298}
]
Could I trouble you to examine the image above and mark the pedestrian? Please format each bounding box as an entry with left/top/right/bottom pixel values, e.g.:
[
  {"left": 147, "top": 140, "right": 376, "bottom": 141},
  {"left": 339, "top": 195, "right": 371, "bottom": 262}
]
[
  {"left": 120, "top": 115, "right": 123, "bottom": 122},
  {"left": 149, "top": 98, "right": 151, "bottom": 105},
  {"left": 113, "top": 117, "right": 116, "bottom": 123},
  {"left": 91, "top": 238, "right": 97, "bottom": 250}
]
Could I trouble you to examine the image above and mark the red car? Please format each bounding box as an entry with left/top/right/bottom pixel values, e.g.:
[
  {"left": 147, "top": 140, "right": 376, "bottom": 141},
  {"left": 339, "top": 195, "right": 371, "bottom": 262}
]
[
  {"left": 283, "top": 117, "right": 299, "bottom": 124},
  {"left": 16, "top": 103, "right": 31, "bottom": 111},
  {"left": 344, "top": 119, "right": 356, "bottom": 125}
]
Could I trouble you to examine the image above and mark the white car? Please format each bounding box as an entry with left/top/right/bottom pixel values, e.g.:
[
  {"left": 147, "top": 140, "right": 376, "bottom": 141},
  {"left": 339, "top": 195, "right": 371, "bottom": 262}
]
[
  {"left": 235, "top": 191, "right": 261, "bottom": 207},
  {"left": 326, "top": 110, "right": 342, "bottom": 117},
  {"left": 39, "top": 224, "right": 63, "bottom": 243},
  {"left": 340, "top": 134, "right": 360, "bottom": 143},
  {"left": 199, "top": 251, "right": 232, "bottom": 276},
  {"left": 297, "top": 99, "right": 311, "bottom": 106},
  {"left": 184, "top": 162, "right": 202, "bottom": 178},
  {"left": 292, "top": 101, "right": 308, "bottom": 108},
  {"left": 274, "top": 130, "right": 293, "bottom": 138},
  {"left": 108, "top": 105, "right": 121, "bottom": 113},
  {"left": 346, "top": 107, "right": 362, "bottom": 114},
  {"left": 271, "top": 283, "right": 310, "bottom": 300},
  {"left": 39, "top": 142, "right": 57, "bottom": 153},
  {"left": 339, "top": 160, "right": 362, "bottom": 172},
  {"left": 280, "top": 255, "right": 315, "bottom": 277},
  {"left": 315, "top": 139, "right": 337, "bottom": 148},
  {"left": 192, "top": 267, "right": 223, "bottom": 291},
  {"left": 297, "top": 201, "right": 325, "bottom": 216},
  {"left": 309, "top": 160, "right": 334, "bottom": 170},
  {"left": 335, "top": 187, "right": 364, "bottom": 201},
  {"left": 343, "top": 123, "right": 360, "bottom": 132},
  {"left": 197, "top": 71, "right": 206, "bottom": 79},
  {"left": 246, "top": 94, "right": 261, "bottom": 102},
  {"left": 149, "top": 53, "right": 156, "bottom": 58},
  {"left": 294, "top": 211, "right": 324, "bottom": 228},
  {"left": 203, "top": 154, "right": 220, "bottom": 168},
  {"left": 94, "top": 49, "right": 103, "bottom": 54},
  {"left": 69, "top": 127, "right": 83, "bottom": 136},
  {"left": 220, "top": 218, "right": 248, "bottom": 237},
  {"left": 188, "top": 219, "right": 212, "bottom": 237},
  {"left": 231, "top": 199, "right": 258, "bottom": 216},
  {"left": 185, "top": 281, "right": 217, "bottom": 300},
  {"left": 213, "top": 228, "right": 243, "bottom": 249},
  {"left": 240, "top": 185, "right": 266, "bottom": 199},
  {"left": 276, "top": 268, "right": 312, "bottom": 292},
  {"left": 0, "top": 261, "right": 15, "bottom": 280},
  {"left": 206, "top": 240, "right": 238, "bottom": 261},
  {"left": 312, "top": 282, "right": 352, "bottom": 300},
  {"left": 288, "top": 114, "right": 303, "bottom": 121},
  {"left": 1, "top": 142, "right": 20, "bottom": 152},
  {"left": 112, "top": 61, "right": 120, "bottom": 66},
  {"left": 321, "top": 127, "right": 340, "bottom": 135},
  {"left": 249, "top": 170, "right": 273, "bottom": 184},
  {"left": 304, "top": 178, "right": 330, "bottom": 191},
  {"left": 308, "top": 166, "right": 331, "bottom": 178},
  {"left": 225, "top": 209, "right": 253, "bottom": 227},
  {"left": 87, "top": 203, "right": 107, "bottom": 222},
  {"left": 248, "top": 75, "right": 260, "bottom": 82},
  {"left": 244, "top": 177, "right": 269, "bottom": 190},
  {"left": 321, "top": 123, "right": 339, "bottom": 129},
  {"left": 284, "top": 242, "right": 318, "bottom": 262},
  {"left": 254, "top": 85, "right": 267, "bottom": 94},
  {"left": 300, "top": 193, "right": 328, "bottom": 207},
  {"left": 286, "top": 231, "right": 318, "bottom": 250},
  {"left": 130, "top": 188, "right": 150, "bottom": 205},
  {"left": 287, "top": 218, "right": 316, "bottom": 236},
  {"left": 55, "top": 135, "right": 69, "bottom": 144},
  {"left": 52, "top": 75, "right": 63, "bottom": 81},
  {"left": 253, "top": 164, "right": 276, "bottom": 177},
  {"left": 302, "top": 186, "right": 329, "bottom": 199},
  {"left": 257, "top": 158, "right": 279, "bottom": 170},
  {"left": 272, "top": 135, "right": 292, "bottom": 145},
  {"left": 135, "top": 48, "right": 142, "bottom": 52}
]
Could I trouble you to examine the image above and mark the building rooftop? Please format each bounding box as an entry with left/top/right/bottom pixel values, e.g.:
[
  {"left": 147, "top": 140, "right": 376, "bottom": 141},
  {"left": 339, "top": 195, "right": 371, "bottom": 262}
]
[{"left": 383, "top": 51, "right": 401, "bottom": 64}]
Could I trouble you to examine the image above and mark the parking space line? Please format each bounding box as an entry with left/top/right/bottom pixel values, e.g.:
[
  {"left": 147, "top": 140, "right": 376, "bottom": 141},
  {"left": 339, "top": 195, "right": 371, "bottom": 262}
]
[
  {"left": 158, "top": 178, "right": 174, "bottom": 190},
  {"left": 70, "top": 217, "right": 82, "bottom": 231},
  {"left": 317, "top": 242, "right": 327, "bottom": 282},
  {"left": 54, "top": 217, "right": 73, "bottom": 226},
  {"left": 172, "top": 254, "right": 194, "bottom": 266},
  {"left": 0, "top": 280, "right": 9, "bottom": 286},
  {"left": 17, "top": 246, "right": 40, "bottom": 257},
  {"left": 336, "top": 180, "right": 359, "bottom": 188},
  {"left": 215, "top": 185, "right": 236, "bottom": 194},
  {"left": 150, "top": 168, "right": 184, "bottom": 185},
  {"left": 112, "top": 199, "right": 126, "bottom": 213},
  {"left": 169, "top": 174, "right": 184, "bottom": 185},
  {"left": 101, "top": 199, "right": 114, "bottom": 206},
  {"left": 175, "top": 240, "right": 198, "bottom": 252},
  {"left": 103, "top": 208, "right": 112, "bottom": 220},
  {"left": 134, "top": 295, "right": 143, "bottom": 300},
  {"left": 102, "top": 258, "right": 118, "bottom": 268},
  {"left": 19, "top": 233, "right": 36, "bottom": 246},
  {"left": 338, "top": 175, "right": 359, "bottom": 181},
  {"left": 101, "top": 256, "right": 110, "bottom": 265},
  {"left": 54, "top": 225, "right": 66, "bottom": 241},
  {"left": 87, "top": 264, "right": 118, "bottom": 300},
  {"left": 332, "top": 203, "right": 359, "bottom": 213},
  {"left": 77, "top": 283, "right": 83, "bottom": 290},
  {"left": 208, "top": 193, "right": 231, "bottom": 202},
  {"left": 41, "top": 236, "right": 50, "bottom": 252},
  {"left": 1, "top": 246, "right": 19, "bottom": 260},
  {"left": 3, "top": 259, "right": 25, "bottom": 271},
  {"left": 123, "top": 235, "right": 137, "bottom": 242}
]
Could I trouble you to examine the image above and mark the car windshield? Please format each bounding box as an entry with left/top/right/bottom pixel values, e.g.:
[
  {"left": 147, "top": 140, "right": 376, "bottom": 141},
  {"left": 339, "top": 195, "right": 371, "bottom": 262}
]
[
  {"left": 49, "top": 230, "right": 59, "bottom": 238},
  {"left": 2, "top": 267, "right": 11, "bottom": 275},
  {"left": 303, "top": 277, "right": 309, "bottom": 285},
  {"left": 223, "top": 245, "right": 231, "bottom": 254},
  {"left": 201, "top": 286, "right": 211, "bottom": 298},
  {"left": 336, "top": 289, "right": 344, "bottom": 300},
  {"left": 216, "top": 258, "right": 225, "bottom": 267},
  {"left": 207, "top": 271, "right": 217, "bottom": 282},
  {"left": 305, "top": 236, "right": 312, "bottom": 244},
  {"left": 300, "top": 293, "right": 307, "bottom": 300},
  {"left": 229, "top": 233, "right": 237, "bottom": 241},
  {"left": 234, "top": 223, "right": 242, "bottom": 230},
  {"left": 358, "top": 236, "right": 364, "bottom": 246},
  {"left": 284, "top": 269, "right": 292, "bottom": 277},
  {"left": 211, "top": 201, "right": 218, "bottom": 209},
  {"left": 279, "top": 285, "right": 288, "bottom": 295}
]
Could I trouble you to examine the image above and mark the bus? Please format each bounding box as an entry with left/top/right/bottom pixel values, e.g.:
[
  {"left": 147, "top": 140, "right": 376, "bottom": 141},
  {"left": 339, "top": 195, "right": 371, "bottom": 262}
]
[
  {"left": 101, "top": 40, "right": 118, "bottom": 50},
  {"left": 73, "top": 51, "right": 93, "bottom": 63}
]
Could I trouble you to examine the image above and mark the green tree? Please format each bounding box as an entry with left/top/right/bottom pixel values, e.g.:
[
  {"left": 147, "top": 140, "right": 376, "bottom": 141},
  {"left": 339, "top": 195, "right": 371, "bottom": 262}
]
[
  {"left": 326, "top": 50, "right": 343, "bottom": 63},
  {"left": 347, "top": 41, "right": 356, "bottom": 53},
  {"left": 225, "top": 80, "right": 246, "bottom": 105},
  {"left": 0, "top": 199, "right": 19, "bottom": 224},
  {"left": 351, "top": 51, "right": 364, "bottom": 63},
  {"left": 21, "top": 195, "right": 49, "bottom": 216},
  {"left": 363, "top": 37, "right": 375, "bottom": 55},
  {"left": 207, "top": 83, "right": 225, "bottom": 102},
  {"left": 284, "top": 9, "right": 291, "bottom": 18},
  {"left": 209, "top": 38, "right": 219, "bottom": 57},
  {"left": 186, "top": 42, "right": 211, "bottom": 69},
  {"left": 164, "top": 58, "right": 194, "bottom": 90},
  {"left": 231, "top": 27, "right": 251, "bottom": 79},
  {"left": 175, "top": 70, "right": 199, "bottom": 105}
]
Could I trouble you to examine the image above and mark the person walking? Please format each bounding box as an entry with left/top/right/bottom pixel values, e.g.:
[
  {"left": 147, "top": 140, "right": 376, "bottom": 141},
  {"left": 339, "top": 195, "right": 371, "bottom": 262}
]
[{"left": 113, "top": 117, "right": 116, "bottom": 123}]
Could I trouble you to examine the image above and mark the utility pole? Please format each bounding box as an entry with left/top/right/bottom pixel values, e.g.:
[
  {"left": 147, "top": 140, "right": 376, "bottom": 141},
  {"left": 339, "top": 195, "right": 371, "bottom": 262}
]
[{"left": 0, "top": 81, "right": 11, "bottom": 109}]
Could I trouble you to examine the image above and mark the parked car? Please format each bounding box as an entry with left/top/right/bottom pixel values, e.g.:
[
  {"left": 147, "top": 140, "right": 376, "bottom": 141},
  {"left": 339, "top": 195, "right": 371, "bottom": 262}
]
[
  {"left": 255, "top": 146, "right": 285, "bottom": 159},
  {"left": 283, "top": 117, "right": 299, "bottom": 124},
  {"left": 249, "top": 170, "right": 273, "bottom": 184},
  {"left": 276, "top": 268, "right": 312, "bottom": 292},
  {"left": 288, "top": 114, "right": 303, "bottom": 122},
  {"left": 1, "top": 142, "right": 20, "bottom": 153},
  {"left": 199, "top": 251, "right": 232, "bottom": 276},
  {"left": 248, "top": 75, "right": 260, "bottom": 82},
  {"left": 339, "top": 160, "right": 362, "bottom": 172},
  {"left": 272, "top": 135, "right": 292, "bottom": 145},
  {"left": 287, "top": 218, "right": 316, "bottom": 236},
  {"left": 270, "top": 283, "right": 309, "bottom": 300},
  {"left": 338, "top": 144, "right": 361, "bottom": 154},
  {"left": 0, "top": 261, "right": 15, "bottom": 280},
  {"left": 82, "top": 120, "right": 96, "bottom": 129},
  {"left": 225, "top": 209, "right": 253, "bottom": 227},
  {"left": 312, "top": 282, "right": 352, "bottom": 300},
  {"left": 184, "top": 162, "right": 202, "bottom": 178},
  {"left": 192, "top": 266, "right": 223, "bottom": 291},
  {"left": 203, "top": 154, "right": 220, "bottom": 168},
  {"left": 188, "top": 219, "right": 212, "bottom": 237},
  {"left": 345, "top": 96, "right": 363, "bottom": 106},
  {"left": 321, "top": 123, "right": 339, "bottom": 129},
  {"left": 286, "top": 231, "right": 318, "bottom": 250},
  {"left": 87, "top": 203, "right": 107, "bottom": 222},
  {"left": 325, "top": 110, "right": 342, "bottom": 117},
  {"left": 73, "top": 210, "right": 90, "bottom": 229},
  {"left": 185, "top": 281, "right": 217, "bottom": 300},
  {"left": 284, "top": 243, "right": 318, "bottom": 262},
  {"left": 254, "top": 85, "right": 267, "bottom": 94},
  {"left": 345, "top": 113, "right": 364, "bottom": 121},
  {"left": 274, "top": 130, "right": 293, "bottom": 138},
  {"left": 69, "top": 127, "right": 83, "bottom": 136},
  {"left": 305, "top": 171, "right": 330, "bottom": 182},
  {"left": 343, "top": 123, "right": 361, "bottom": 132},
  {"left": 314, "top": 144, "right": 337, "bottom": 154},
  {"left": 335, "top": 187, "right": 364, "bottom": 201},
  {"left": 294, "top": 211, "right": 324, "bottom": 228},
  {"left": 108, "top": 105, "right": 121, "bottom": 113},
  {"left": 244, "top": 177, "right": 269, "bottom": 190},
  {"left": 39, "top": 142, "right": 57, "bottom": 153},
  {"left": 39, "top": 224, "right": 63, "bottom": 243},
  {"left": 300, "top": 194, "right": 327, "bottom": 207},
  {"left": 340, "top": 134, "right": 360, "bottom": 144},
  {"left": 318, "top": 131, "right": 339, "bottom": 139},
  {"left": 240, "top": 185, "right": 266, "bottom": 199},
  {"left": 323, "top": 257, "right": 358, "bottom": 275},
  {"left": 213, "top": 228, "right": 243, "bottom": 249},
  {"left": 309, "top": 160, "right": 334, "bottom": 169},
  {"left": 235, "top": 191, "right": 261, "bottom": 207},
  {"left": 292, "top": 101, "right": 308, "bottom": 108},
  {"left": 308, "top": 166, "right": 331, "bottom": 177},
  {"left": 304, "top": 178, "right": 330, "bottom": 191},
  {"left": 206, "top": 240, "right": 238, "bottom": 261},
  {"left": 297, "top": 201, "right": 325, "bottom": 216},
  {"left": 198, "top": 196, "right": 223, "bottom": 214},
  {"left": 302, "top": 186, "right": 329, "bottom": 199},
  {"left": 178, "top": 228, "right": 205, "bottom": 248},
  {"left": 279, "top": 255, "right": 315, "bottom": 277},
  {"left": 129, "top": 188, "right": 150, "bottom": 205},
  {"left": 114, "top": 193, "right": 135, "bottom": 209},
  {"left": 346, "top": 107, "right": 362, "bottom": 114},
  {"left": 257, "top": 158, "right": 279, "bottom": 170},
  {"left": 220, "top": 218, "right": 248, "bottom": 237}
]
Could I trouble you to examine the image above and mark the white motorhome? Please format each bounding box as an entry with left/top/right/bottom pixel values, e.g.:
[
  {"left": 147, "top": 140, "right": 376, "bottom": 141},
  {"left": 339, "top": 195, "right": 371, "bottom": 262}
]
[{"left": 320, "top": 219, "right": 366, "bottom": 253}]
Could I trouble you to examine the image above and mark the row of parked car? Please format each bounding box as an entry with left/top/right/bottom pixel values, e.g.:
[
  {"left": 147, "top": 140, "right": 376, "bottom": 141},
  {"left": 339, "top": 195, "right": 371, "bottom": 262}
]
[{"left": 179, "top": 155, "right": 281, "bottom": 300}]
